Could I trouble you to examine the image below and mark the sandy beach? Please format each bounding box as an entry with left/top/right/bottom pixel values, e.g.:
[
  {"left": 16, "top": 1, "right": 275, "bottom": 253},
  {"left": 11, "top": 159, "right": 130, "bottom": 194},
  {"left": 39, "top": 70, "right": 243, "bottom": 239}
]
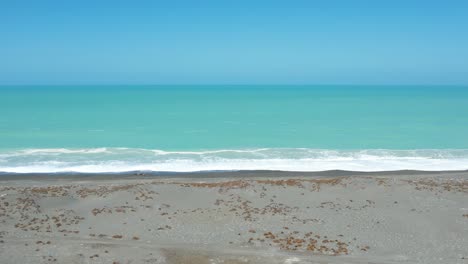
[{"left": 0, "top": 171, "right": 467, "bottom": 264}]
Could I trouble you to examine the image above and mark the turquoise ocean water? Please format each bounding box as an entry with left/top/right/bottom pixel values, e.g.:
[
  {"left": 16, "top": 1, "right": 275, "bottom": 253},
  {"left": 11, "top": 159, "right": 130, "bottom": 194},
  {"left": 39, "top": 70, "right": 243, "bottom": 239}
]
[{"left": 1, "top": 85, "right": 468, "bottom": 173}]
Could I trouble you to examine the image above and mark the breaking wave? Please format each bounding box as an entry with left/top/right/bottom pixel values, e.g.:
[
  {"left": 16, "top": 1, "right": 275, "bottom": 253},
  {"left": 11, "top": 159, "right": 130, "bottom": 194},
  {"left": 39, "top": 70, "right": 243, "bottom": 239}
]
[{"left": 1, "top": 148, "right": 468, "bottom": 173}]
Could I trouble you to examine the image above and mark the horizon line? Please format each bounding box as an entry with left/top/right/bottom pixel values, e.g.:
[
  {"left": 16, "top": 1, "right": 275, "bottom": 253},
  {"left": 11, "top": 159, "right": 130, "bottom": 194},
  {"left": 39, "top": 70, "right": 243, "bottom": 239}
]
[{"left": 1, "top": 84, "right": 468, "bottom": 87}]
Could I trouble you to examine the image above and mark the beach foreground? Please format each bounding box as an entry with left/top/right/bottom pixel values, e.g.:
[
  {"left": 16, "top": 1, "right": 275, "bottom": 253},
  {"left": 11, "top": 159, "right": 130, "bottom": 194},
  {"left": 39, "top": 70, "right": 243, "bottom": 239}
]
[{"left": 0, "top": 171, "right": 467, "bottom": 264}]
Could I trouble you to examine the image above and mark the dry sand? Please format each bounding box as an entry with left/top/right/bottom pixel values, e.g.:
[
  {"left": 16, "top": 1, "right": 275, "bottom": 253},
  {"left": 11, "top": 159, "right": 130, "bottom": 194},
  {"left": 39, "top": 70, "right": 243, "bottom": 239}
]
[{"left": 0, "top": 171, "right": 467, "bottom": 263}]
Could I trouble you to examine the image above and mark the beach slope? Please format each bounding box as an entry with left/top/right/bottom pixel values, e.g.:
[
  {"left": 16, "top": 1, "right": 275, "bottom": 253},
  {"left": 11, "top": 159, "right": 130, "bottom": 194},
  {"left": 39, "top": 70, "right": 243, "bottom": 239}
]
[{"left": 0, "top": 171, "right": 467, "bottom": 263}]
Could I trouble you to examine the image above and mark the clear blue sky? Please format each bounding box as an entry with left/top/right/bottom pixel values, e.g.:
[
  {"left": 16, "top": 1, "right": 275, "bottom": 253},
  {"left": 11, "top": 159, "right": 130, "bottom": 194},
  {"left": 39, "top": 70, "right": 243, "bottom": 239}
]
[{"left": 1, "top": 0, "right": 468, "bottom": 85}]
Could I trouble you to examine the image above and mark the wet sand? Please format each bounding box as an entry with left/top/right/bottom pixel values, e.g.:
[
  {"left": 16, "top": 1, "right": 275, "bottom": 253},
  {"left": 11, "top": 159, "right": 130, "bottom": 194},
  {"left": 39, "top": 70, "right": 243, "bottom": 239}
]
[{"left": 0, "top": 171, "right": 467, "bottom": 263}]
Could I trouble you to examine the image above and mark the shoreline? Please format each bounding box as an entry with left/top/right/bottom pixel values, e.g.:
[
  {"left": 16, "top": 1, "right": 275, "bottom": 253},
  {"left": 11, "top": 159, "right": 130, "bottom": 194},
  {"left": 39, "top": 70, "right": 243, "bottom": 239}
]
[{"left": 1, "top": 169, "right": 467, "bottom": 181}]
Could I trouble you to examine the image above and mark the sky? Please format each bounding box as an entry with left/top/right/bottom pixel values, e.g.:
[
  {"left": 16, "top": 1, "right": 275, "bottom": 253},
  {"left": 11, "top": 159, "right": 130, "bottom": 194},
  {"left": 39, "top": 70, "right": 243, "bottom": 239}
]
[{"left": 1, "top": 0, "right": 468, "bottom": 85}]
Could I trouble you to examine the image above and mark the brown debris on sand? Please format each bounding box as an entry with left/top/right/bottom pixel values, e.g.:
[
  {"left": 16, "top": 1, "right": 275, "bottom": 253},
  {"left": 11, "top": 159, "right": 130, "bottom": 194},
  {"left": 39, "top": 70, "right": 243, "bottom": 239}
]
[
  {"left": 404, "top": 178, "right": 468, "bottom": 193},
  {"left": 179, "top": 180, "right": 250, "bottom": 193},
  {"left": 256, "top": 178, "right": 345, "bottom": 191},
  {"left": 248, "top": 229, "right": 351, "bottom": 256}
]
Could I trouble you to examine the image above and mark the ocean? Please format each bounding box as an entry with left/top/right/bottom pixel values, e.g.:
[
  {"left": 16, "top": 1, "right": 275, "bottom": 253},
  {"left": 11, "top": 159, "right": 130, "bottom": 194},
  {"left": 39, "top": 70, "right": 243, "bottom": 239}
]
[{"left": 1, "top": 85, "right": 468, "bottom": 173}]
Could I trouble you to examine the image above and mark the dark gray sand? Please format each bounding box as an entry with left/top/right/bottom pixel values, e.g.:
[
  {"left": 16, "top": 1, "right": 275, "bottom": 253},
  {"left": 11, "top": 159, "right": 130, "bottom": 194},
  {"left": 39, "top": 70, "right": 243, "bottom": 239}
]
[{"left": 0, "top": 171, "right": 467, "bottom": 263}]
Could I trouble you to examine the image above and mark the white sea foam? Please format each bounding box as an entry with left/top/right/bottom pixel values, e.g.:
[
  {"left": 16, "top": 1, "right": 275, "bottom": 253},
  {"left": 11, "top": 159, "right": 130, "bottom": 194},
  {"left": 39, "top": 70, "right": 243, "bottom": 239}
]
[{"left": 0, "top": 148, "right": 468, "bottom": 173}]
